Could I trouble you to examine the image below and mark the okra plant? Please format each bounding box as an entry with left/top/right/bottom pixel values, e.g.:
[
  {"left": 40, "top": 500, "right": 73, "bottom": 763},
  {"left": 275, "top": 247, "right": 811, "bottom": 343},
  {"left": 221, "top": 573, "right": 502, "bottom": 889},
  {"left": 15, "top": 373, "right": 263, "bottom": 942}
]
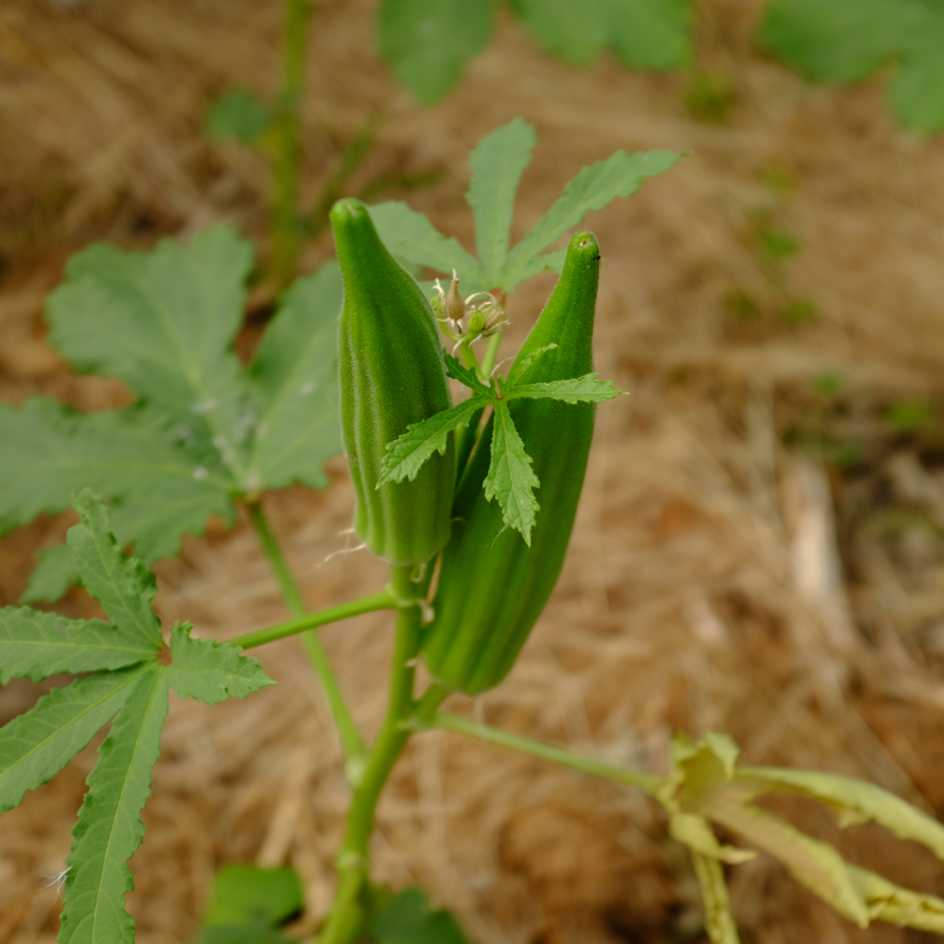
[{"left": 3, "top": 120, "right": 944, "bottom": 943}]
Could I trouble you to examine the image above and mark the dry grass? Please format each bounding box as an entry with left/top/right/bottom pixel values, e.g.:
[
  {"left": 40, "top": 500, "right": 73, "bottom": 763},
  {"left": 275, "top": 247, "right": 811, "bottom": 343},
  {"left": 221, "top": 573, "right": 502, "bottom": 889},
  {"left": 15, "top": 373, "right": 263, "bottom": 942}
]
[{"left": 2, "top": 0, "right": 944, "bottom": 941}]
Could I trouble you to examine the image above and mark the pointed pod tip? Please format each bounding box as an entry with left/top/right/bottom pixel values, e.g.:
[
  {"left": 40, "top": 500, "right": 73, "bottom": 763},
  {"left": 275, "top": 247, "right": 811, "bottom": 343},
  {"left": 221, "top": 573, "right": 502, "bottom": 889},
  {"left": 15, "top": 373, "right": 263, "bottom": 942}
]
[
  {"left": 568, "top": 231, "right": 600, "bottom": 262},
  {"left": 329, "top": 197, "right": 368, "bottom": 225}
]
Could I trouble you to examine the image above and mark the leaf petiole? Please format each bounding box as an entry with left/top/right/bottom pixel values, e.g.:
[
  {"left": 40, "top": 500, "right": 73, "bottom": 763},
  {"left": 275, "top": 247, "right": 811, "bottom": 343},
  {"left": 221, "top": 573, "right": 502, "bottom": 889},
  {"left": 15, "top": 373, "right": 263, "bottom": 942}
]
[
  {"left": 426, "top": 712, "right": 660, "bottom": 796},
  {"left": 232, "top": 591, "right": 397, "bottom": 650}
]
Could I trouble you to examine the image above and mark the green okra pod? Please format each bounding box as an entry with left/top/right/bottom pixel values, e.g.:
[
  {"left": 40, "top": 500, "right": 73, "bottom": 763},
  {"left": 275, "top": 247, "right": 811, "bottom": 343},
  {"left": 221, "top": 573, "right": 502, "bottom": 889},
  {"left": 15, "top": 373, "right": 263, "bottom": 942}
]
[
  {"left": 331, "top": 198, "right": 455, "bottom": 565},
  {"left": 423, "top": 232, "right": 601, "bottom": 692}
]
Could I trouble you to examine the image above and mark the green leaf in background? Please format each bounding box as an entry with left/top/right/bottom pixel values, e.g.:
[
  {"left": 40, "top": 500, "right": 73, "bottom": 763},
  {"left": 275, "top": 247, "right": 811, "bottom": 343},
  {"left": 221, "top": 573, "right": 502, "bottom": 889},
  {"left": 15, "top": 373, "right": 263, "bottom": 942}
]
[
  {"left": 506, "top": 373, "right": 620, "bottom": 404},
  {"left": 485, "top": 401, "right": 539, "bottom": 544},
  {"left": 761, "top": 0, "right": 944, "bottom": 133},
  {"left": 0, "top": 667, "right": 144, "bottom": 813},
  {"left": 167, "top": 624, "right": 273, "bottom": 704},
  {"left": 46, "top": 226, "right": 256, "bottom": 483},
  {"left": 467, "top": 117, "right": 536, "bottom": 284},
  {"left": 368, "top": 887, "right": 467, "bottom": 944},
  {"left": 377, "top": 0, "right": 494, "bottom": 104},
  {"left": 6, "top": 225, "right": 342, "bottom": 602},
  {"left": 247, "top": 263, "right": 343, "bottom": 491},
  {"left": 378, "top": 398, "right": 487, "bottom": 487},
  {"left": 0, "top": 400, "right": 234, "bottom": 566},
  {"left": 502, "top": 148, "right": 681, "bottom": 288},
  {"left": 59, "top": 666, "right": 170, "bottom": 944},
  {"left": 368, "top": 202, "right": 481, "bottom": 281},
  {"left": 197, "top": 928, "right": 293, "bottom": 944},
  {"left": 0, "top": 608, "right": 156, "bottom": 684},
  {"left": 514, "top": 0, "right": 691, "bottom": 69},
  {"left": 67, "top": 492, "right": 163, "bottom": 649},
  {"left": 203, "top": 864, "right": 304, "bottom": 928},
  {"left": 206, "top": 89, "right": 272, "bottom": 144}
]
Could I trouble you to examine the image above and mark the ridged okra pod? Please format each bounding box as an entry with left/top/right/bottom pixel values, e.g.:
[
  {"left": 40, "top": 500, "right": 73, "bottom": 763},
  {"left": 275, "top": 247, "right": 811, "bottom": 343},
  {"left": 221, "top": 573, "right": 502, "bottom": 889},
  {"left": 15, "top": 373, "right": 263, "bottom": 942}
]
[
  {"left": 423, "top": 232, "right": 601, "bottom": 693},
  {"left": 331, "top": 198, "right": 455, "bottom": 565}
]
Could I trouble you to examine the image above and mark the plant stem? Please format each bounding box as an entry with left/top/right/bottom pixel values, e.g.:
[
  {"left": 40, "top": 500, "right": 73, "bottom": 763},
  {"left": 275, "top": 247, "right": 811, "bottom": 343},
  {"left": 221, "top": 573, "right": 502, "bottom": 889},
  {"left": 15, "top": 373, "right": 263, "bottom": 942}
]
[
  {"left": 232, "top": 591, "right": 396, "bottom": 649},
  {"left": 271, "top": 0, "right": 313, "bottom": 289},
  {"left": 318, "top": 565, "right": 440, "bottom": 944},
  {"left": 246, "top": 500, "right": 365, "bottom": 762},
  {"left": 430, "top": 712, "right": 661, "bottom": 796}
]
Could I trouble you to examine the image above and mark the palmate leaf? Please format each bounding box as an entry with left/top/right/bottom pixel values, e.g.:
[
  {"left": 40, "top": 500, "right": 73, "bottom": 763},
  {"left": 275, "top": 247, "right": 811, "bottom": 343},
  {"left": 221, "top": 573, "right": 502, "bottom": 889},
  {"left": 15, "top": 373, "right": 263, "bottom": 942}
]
[
  {"left": 247, "top": 263, "right": 343, "bottom": 491},
  {"left": 377, "top": 0, "right": 494, "bottom": 104},
  {"left": 59, "top": 666, "right": 170, "bottom": 944},
  {"left": 7, "top": 230, "right": 343, "bottom": 602},
  {"left": 378, "top": 398, "right": 487, "bottom": 486},
  {"left": 369, "top": 121, "right": 679, "bottom": 295},
  {"left": 368, "top": 886, "right": 467, "bottom": 944},
  {"left": 46, "top": 226, "right": 256, "bottom": 482},
  {"left": 443, "top": 353, "right": 493, "bottom": 395},
  {"left": 206, "top": 89, "right": 272, "bottom": 144},
  {"left": 761, "top": 0, "right": 944, "bottom": 133},
  {"left": 485, "top": 401, "right": 539, "bottom": 544},
  {"left": 68, "top": 492, "right": 163, "bottom": 648},
  {"left": 0, "top": 608, "right": 156, "bottom": 684},
  {"left": 167, "top": 624, "right": 273, "bottom": 704},
  {"left": 0, "top": 666, "right": 145, "bottom": 813}
]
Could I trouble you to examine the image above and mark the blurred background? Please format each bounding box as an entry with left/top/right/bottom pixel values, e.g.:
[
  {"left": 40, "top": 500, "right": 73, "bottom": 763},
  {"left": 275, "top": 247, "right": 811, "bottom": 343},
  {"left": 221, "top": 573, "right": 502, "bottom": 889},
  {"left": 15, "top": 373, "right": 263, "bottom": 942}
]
[{"left": 2, "top": 0, "right": 944, "bottom": 941}]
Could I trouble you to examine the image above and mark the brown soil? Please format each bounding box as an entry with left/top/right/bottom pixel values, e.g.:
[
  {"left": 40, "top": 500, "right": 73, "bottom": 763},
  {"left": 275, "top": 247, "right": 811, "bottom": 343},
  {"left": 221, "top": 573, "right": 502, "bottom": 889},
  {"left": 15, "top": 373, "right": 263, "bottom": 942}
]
[{"left": 2, "top": 1, "right": 944, "bottom": 942}]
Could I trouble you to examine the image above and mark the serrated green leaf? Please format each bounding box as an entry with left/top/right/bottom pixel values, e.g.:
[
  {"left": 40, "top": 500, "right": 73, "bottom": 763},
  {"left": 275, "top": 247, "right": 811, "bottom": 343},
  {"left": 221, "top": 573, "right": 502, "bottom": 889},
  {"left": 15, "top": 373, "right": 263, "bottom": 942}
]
[
  {"left": 690, "top": 848, "right": 742, "bottom": 944},
  {"left": 368, "top": 886, "right": 467, "bottom": 944},
  {"left": 368, "top": 202, "right": 481, "bottom": 281},
  {"left": 0, "top": 607, "right": 156, "bottom": 683},
  {"left": 46, "top": 226, "right": 257, "bottom": 484},
  {"left": 444, "top": 353, "right": 493, "bottom": 395},
  {"left": 737, "top": 765, "right": 944, "bottom": 861},
  {"left": 167, "top": 624, "right": 273, "bottom": 704},
  {"left": 204, "top": 865, "right": 304, "bottom": 928},
  {"left": 206, "top": 89, "right": 272, "bottom": 144},
  {"left": 60, "top": 666, "right": 169, "bottom": 944},
  {"left": 248, "top": 263, "right": 343, "bottom": 491},
  {"left": 379, "top": 398, "right": 487, "bottom": 487},
  {"left": 0, "top": 667, "right": 144, "bottom": 813},
  {"left": 506, "top": 373, "right": 620, "bottom": 404},
  {"left": 67, "top": 493, "right": 163, "bottom": 649},
  {"left": 484, "top": 401, "right": 539, "bottom": 544},
  {"left": 467, "top": 118, "right": 536, "bottom": 283},
  {"left": 377, "top": 0, "right": 494, "bottom": 104},
  {"left": 503, "top": 150, "right": 680, "bottom": 288},
  {"left": 761, "top": 0, "right": 944, "bottom": 132},
  {"left": 0, "top": 399, "right": 234, "bottom": 542}
]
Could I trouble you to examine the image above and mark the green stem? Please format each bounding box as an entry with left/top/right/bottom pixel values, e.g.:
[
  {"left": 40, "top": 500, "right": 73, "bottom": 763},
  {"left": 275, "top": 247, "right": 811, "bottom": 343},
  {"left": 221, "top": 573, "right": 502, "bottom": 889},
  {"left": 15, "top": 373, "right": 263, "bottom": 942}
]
[
  {"left": 430, "top": 712, "right": 660, "bottom": 796},
  {"left": 232, "top": 591, "right": 396, "bottom": 650},
  {"left": 246, "top": 500, "right": 366, "bottom": 762},
  {"left": 318, "top": 565, "right": 441, "bottom": 944},
  {"left": 271, "top": 0, "right": 313, "bottom": 289}
]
